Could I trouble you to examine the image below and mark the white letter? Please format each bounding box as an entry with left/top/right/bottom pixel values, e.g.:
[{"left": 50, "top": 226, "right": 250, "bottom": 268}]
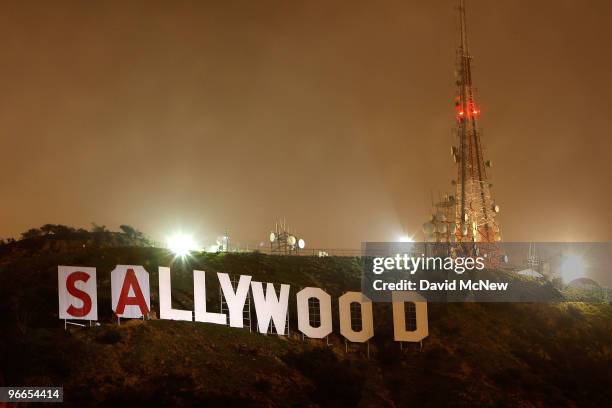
[
  {"left": 392, "top": 291, "right": 429, "bottom": 342},
  {"left": 193, "top": 270, "right": 226, "bottom": 325},
  {"left": 251, "top": 281, "right": 290, "bottom": 334},
  {"left": 373, "top": 280, "right": 383, "bottom": 290},
  {"left": 339, "top": 292, "right": 374, "bottom": 343},
  {"left": 296, "top": 287, "right": 332, "bottom": 338},
  {"left": 373, "top": 257, "right": 384, "bottom": 274},
  {"left": 159, "top": 267, "right": 192, "bottom": 321},
  {"left": 218, "top": 273, "right": 251, "bottom": 328}
]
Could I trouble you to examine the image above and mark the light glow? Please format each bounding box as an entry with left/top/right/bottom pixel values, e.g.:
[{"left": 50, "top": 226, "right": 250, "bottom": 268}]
[
  {"left": 559, "top": 253, "right": 587, "bottom": 283},
  {"left": 399, "top": 235, "right": 413, "bottom": 243},
  {"left": 206, "top": 244, "right": 220, "bottom": 253},
  {"left": 167, "top": 233, "right": 198, "bottom": 257}
]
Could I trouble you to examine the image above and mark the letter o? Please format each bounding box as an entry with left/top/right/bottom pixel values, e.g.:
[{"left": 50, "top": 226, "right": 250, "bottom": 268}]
[
  {"left": 339, "top": 292, "right": 374, "bottom": 343},
  {"left": 296, "top": 287, "right": 332, "bottom": 339}
]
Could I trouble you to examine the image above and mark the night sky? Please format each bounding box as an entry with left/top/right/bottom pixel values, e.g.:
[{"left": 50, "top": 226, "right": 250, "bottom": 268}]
[{"left": 1, "top": 0, "right": 612, "bottom": 249}]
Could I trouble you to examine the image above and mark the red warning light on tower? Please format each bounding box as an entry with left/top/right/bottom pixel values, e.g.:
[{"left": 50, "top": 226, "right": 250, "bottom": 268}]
[
  {"left": 456, "top": 101, "right": 480, "bottom": 119},
  {"left": 430, "top": 0, "right": 502, "bottom": 245}
]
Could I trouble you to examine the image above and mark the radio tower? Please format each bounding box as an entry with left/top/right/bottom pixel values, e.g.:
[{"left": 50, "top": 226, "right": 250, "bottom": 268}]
[
  {"left": 451, "top": 0, "right": 501, "bottom": 243},
  {"left": 423, "top": 0, "right": 502, "bottom": 246}
]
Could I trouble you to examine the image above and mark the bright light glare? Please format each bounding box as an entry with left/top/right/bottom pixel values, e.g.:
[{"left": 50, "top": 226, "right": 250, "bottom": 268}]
[
  {"left": 167, "top": 233, "right": 198, "bottom": 257},
  {"left": 206, "top": 244, "right": 220, "bottom": 253},
  {"left": 399, "top": 235, "right": 413, "bottom": 243},
  {"left": 559, "top": 253, "right": 586, "bottom": 283}
]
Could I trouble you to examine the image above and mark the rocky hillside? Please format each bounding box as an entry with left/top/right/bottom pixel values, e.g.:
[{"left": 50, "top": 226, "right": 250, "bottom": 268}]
[{"left": 0, "top": 245, "right": 610, "bottom": 407}]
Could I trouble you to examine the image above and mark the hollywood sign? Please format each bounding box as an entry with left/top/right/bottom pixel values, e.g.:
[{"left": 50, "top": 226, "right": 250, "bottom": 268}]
[{"left": 58, "top": 265, "right": 428, "bottom": 343}]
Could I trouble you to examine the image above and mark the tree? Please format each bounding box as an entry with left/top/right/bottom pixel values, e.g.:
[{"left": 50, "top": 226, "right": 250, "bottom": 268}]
[
  {"left": 40, "top": 224, "right": 55, "bottom": 235},
  {"left": 40, "top": 224, "right": 75, "bottom": 235},
  {"left": 119, "top": 224, "right": 138, "bottom": 238},
  {"left": 90, "top": 223, "right": 108, "bottom": 233},
  {"left": 120, "top": 225, "right": 151, "bottom": 245},
  {"left": 21, "top": 228, "right": 42, "bottom": 239}
]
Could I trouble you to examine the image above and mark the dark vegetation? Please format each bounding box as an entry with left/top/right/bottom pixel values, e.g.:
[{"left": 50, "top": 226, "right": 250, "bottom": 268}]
[
  {"left": 0, "top": 223, "right": 152, "bottom": 247},
  {"left": 0, "top": 234, "right": 610, "bottom": 407},
  {"left": 0, "top": 224, "right": 153, "bottom": 258}
]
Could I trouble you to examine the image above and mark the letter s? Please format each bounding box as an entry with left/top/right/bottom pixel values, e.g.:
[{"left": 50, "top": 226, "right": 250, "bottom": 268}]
[{"left": 66, "top": 271, "right": 92, "bottom": 317}]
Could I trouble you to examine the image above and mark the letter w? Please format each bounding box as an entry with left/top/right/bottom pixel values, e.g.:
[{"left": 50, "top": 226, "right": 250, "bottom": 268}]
[{"left": 250, "top": 281, "right": 290, "bottom": 335}]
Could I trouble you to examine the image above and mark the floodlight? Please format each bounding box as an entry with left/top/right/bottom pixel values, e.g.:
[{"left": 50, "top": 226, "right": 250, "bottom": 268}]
[
  {"left": 167, "top": 233, "right": 197, "bottom": 257},
  {"left": 560, "top": 253, "right": 586, "bottom": 283}
]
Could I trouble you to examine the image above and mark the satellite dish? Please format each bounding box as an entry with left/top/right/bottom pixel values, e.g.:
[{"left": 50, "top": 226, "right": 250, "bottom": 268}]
[
  {"left": 288, "top": 235, "right": 296, "bottom": 246},
  {"left": 435, "top": 212, "right": 447, "bottom": 222},
  {"left": 493, "top": 205, "right": 500, "bottom": 213},
  {"left": 422, "top": 222, "right": 435, "bottom": 234},
  {"left": 269, "top": 232, "right": 276, "bottom": 242},
  {"left": 298, "top": 238, "right": 305, "bottom": 249},
  {"left": 461, "top": 223, "right": 468, "bottom": 236},
  {"left": 464, "top": 213, "right": 469, "bottom": 222}
]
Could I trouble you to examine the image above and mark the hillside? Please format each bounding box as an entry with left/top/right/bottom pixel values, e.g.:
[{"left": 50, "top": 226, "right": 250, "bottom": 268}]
[{"left": 0, "top": 244, "right": 610, "bottom": 407}]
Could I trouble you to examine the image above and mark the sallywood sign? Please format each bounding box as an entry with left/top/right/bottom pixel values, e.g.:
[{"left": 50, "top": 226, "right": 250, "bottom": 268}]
[{"left": 58, "top": 265, "right": 428, "bottom": 343}]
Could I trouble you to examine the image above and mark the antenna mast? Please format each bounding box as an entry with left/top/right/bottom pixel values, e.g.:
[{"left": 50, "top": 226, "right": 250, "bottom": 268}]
[
  {"left": 424, "top": 0, "right": 502, "bottom": 245},
  {"left": 452, "top": 0, "right": 501, "bottom": 243}
]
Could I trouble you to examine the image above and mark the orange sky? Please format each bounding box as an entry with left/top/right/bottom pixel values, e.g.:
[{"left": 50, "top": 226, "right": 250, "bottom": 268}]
[{"left": 1, "top": 0, "right": 612, "bottom": 249}]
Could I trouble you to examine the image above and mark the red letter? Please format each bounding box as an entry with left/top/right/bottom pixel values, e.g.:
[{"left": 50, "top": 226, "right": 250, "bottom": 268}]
[
  {"left": 66, "top": 271, "right": 92, "bottom": 317},
  {"left": 116, "top": 268, "right": 149, "bottom": 316}
]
